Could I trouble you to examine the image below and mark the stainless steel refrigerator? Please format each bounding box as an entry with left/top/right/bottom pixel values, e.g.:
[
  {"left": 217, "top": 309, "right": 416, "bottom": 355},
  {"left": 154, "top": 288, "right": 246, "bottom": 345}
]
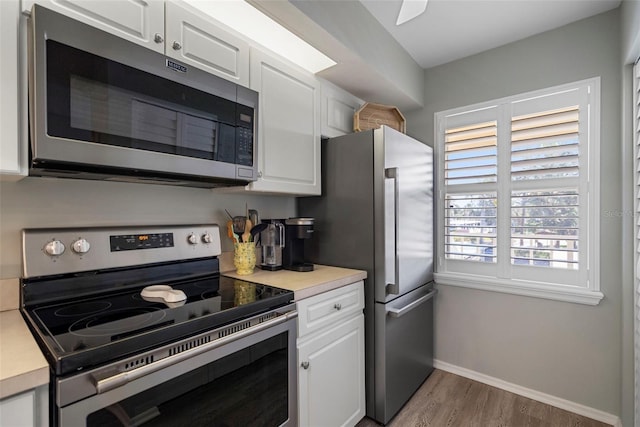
[{"left": 298, "top": 126, "right": 435, "bottom": 425}]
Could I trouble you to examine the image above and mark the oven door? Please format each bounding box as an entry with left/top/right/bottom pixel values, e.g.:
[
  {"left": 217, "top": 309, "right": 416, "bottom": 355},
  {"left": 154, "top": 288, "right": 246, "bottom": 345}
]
[{"left": 57, "top": 312, "right": 297, "bottom": 427}]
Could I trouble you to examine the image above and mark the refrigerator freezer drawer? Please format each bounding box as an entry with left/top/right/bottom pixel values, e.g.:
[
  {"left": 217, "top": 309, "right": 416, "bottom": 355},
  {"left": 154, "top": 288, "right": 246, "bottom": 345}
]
[{"left": 373, "top": 284, "right": 435, "bottom": 424}]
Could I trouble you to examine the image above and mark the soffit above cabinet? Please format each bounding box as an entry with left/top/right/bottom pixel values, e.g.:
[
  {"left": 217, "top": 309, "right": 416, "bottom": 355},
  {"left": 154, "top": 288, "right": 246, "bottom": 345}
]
[{"left": 248, "top": 0, "right": 425, "bottom": 112}]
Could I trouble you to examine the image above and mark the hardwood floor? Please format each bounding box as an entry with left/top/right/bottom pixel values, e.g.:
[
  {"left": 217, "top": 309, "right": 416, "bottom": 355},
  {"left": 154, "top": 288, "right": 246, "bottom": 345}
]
[{"left": 356, "top": 369, "right": 610, "bottom": 427}]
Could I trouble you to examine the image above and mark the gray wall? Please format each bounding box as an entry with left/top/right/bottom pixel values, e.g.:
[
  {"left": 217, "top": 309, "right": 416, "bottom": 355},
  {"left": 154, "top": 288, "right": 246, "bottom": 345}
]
[
  {"left": 405, "top": 9, "right": 623, "bottom": 417},
  {"left": 0, "top": 178, "right": 295, "bottom": 279}
]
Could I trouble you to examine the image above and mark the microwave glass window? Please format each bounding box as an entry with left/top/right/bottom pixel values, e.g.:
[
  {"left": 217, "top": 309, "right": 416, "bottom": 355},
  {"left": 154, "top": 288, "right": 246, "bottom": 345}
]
[{"left": 47, "top": 40, "right": 252, "bottom": 165}]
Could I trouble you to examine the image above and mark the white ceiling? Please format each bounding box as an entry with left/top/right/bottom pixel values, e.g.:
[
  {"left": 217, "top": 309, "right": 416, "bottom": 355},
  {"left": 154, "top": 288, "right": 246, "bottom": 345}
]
[{"left": 359, "top": 0, "right": 621, "bottom": 69}]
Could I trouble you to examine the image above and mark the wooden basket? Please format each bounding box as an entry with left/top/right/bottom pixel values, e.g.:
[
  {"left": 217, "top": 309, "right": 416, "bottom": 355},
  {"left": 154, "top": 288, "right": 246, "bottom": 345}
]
[{"left": 354, "top": 102, "right": 406, "bottom": 133}]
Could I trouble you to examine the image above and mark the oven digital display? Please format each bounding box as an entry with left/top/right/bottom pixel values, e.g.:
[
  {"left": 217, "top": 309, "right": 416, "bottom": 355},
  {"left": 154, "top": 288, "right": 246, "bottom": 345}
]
[{"left": 110, "top": 233, "right": 174, "bottom": 251}]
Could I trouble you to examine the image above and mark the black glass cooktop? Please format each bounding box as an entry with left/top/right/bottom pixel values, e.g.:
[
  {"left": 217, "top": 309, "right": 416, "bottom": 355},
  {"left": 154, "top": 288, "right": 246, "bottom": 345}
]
[{"left": 22, "top": 262, "right": 293, "bottom": 375}]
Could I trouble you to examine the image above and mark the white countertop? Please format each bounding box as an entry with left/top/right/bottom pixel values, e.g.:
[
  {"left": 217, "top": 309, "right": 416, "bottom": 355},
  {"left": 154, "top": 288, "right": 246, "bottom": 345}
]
[
  {"left": 223, "top": 264, "right": 367, "bottom": 301},
  {"left": 0, "top": 310, "right": 49, "bottom": 400}
]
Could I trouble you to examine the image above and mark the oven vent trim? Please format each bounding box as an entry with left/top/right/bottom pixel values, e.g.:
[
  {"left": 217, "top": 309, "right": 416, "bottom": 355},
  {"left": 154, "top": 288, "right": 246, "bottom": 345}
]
[
  {"left": 168, "top": 335, "right": 212, "bottom": 357},
  {"left": 216, "top": 312, "right": 279, "bottom": 338},
  {"left": 124, "top": 355, "right": 155, "bottom": 371},
  {"left": 258, "top": 312, "right": 278, "bottom": 323},
  {"left": 218, "top": 321, "right": 252, "bottom": 338}
]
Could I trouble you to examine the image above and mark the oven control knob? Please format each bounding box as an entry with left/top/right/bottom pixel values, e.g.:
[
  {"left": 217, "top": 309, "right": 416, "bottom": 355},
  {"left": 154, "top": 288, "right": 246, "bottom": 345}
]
[
  {"left": 201, "top": 233, "right": 212, "bottom": 244},
  {"left": 44, "top": 240, "right": 65, "bottom": 257},
  {"left": 71, "top": 238, "right": 91, "bottom": 254},
  {"left": 187, "top": 233, "right": 198, "bottom": 245}
]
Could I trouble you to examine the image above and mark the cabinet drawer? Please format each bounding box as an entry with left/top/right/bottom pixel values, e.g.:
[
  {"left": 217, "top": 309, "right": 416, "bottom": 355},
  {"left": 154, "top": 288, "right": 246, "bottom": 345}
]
[{"left": 297, "top": 281, "right": 364, "bottom": 338}]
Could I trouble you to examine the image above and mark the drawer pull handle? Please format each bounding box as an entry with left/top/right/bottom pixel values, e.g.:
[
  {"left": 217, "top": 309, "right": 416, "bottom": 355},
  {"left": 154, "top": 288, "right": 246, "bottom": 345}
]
[
  {"left": 301, "top": 361, "right": 310, "bottom": 369},
  {"left": 334, "top": 303, "right": 342, "bottom": 310},
  {"left": 172, "top": 41, "right": 182, "bottom": 50}
]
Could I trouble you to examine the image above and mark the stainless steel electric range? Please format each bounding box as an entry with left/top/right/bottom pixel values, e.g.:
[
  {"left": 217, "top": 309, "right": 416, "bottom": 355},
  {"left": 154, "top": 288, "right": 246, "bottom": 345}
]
[{"left": 20, "top": 224, "right": 298, "bottom": 427}]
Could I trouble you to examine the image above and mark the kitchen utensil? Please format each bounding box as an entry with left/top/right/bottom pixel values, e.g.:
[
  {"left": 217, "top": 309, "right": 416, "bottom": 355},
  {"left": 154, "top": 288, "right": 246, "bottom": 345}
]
[
  {"left": 242, "top": 219, "right": 252, "bottom": 243},
  {"left": 232, "top": 216, "right": 246, "bottom": 235},
  {"left": 250, "top": 223, "right": 268, "bottom": 244},
  {"left": 248, "top": 209, "right": 259, "bottom": 228},
  {"left": 227, "top": 220, "right": 238, "bottom": 243}
]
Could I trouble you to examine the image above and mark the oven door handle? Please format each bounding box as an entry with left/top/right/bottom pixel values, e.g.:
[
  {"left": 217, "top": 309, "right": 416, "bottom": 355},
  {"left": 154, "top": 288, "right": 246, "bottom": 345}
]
[{"left": 94, "top": 310, "right": 298, "bottom": 394}]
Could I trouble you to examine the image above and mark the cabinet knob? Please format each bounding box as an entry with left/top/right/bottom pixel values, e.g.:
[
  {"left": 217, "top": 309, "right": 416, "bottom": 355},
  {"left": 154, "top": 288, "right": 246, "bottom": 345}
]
[
  {"left": 154, "top": 33, "right": 164, "bottom": 44},
  {"left": 300, "top": 361, "right": 310, "bottom": 370},
  {"left": 334, "top": 303, "right": 342, "bottom": 310},
  {"left": 172, "top": 41, "right": 182, "bottom": 51}
]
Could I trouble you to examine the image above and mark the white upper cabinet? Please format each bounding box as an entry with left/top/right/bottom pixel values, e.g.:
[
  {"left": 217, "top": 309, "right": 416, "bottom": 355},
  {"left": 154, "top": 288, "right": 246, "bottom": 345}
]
[
  {"left": 21, "top": 0, "right": 165, "bottom": 52},
  {"left": 21, "top": 0, "right": 249, "bottom": 86},
  {"left": 1, "top": 0, "right": 27, "bottom": 179},
  {"left": 320, "top": 79, "right": 364, "bottom": 138},
  {"left": 164, "top": 1, "right": 249, "bottom": 86},
  {"left": 248, "top": 47, "right": 321, "bottom": 196}
]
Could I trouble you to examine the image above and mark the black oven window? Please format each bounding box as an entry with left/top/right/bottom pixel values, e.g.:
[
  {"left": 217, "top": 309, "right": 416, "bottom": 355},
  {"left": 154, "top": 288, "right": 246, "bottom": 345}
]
[{"left": 86, "top": 333, "right": 289, "bottom": 427}]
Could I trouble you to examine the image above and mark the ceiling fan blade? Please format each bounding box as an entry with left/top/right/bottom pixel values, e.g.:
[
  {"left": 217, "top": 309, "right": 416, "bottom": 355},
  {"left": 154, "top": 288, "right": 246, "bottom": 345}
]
[{"left": 396, "top": 0, "right": 428, "bottom": 25}]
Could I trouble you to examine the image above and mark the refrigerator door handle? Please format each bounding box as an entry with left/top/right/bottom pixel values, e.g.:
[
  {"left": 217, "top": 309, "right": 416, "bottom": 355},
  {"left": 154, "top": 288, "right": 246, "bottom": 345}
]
[
  {"left": 385, "top": 167, "right": 400, "bottom": 295},
  {"left": 386, "top": 289, "right": 438, "bottom": 318}
]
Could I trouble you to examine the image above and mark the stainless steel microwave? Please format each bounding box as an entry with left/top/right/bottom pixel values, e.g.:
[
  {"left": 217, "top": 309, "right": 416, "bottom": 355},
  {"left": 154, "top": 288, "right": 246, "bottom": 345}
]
[{"left": 27, "top": 5, "right": 258, "bottom": 188}]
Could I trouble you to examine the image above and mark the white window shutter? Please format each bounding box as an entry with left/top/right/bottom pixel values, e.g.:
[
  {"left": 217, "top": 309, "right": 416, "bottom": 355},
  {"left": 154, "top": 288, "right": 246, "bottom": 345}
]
[
  {"left": 445, "top": 120, "right": 497, "bottom": 185},
  {"left": 633, "top": 61, "right": 640, "bottom": 426}
]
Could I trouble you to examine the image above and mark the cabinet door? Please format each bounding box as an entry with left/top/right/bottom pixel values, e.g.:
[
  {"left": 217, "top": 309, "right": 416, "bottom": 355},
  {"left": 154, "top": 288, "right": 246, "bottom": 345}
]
[
  {"left": 22, "top": 0, "right": 164, "bottom": 52},
  {"left": 320, "top": 79, "right": 363, "bottom": 138},
  {"left": 1, "top": 0, "right": 27, "bottom": 179},
  {"left": 298, "top": 314, "right": 365, "bottom": 427},
  {"left": 0, "top": 390, "right": 35, "bottom": 427},
  {"left": 165, "top": 1, "right": 249, "bottom": 86},
  {"left": 249, "top": 48, "right": 321, "bottom": 195}
]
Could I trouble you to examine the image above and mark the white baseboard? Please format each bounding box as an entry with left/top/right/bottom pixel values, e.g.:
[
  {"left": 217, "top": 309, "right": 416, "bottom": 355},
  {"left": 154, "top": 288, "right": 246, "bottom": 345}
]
[{"left": 433, "top": 359, "right": 622, "bottom": 427}]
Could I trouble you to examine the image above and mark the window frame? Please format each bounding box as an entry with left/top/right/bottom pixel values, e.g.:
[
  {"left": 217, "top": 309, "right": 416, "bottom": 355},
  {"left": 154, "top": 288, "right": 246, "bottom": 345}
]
[{"left": 434, "top": 78, "right": 602, "bottom": 305}]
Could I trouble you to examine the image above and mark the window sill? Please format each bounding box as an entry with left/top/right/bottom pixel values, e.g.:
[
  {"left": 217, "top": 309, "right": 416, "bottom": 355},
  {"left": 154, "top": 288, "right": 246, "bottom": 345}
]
[{"left": 433, "top": 272, "right": 604, "bottom": 305}]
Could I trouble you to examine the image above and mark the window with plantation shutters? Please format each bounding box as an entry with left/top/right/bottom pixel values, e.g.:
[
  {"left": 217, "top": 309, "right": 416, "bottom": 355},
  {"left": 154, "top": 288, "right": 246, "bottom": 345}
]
[{"left": 435, "top": 78, "right": 602, "bottom": 305}]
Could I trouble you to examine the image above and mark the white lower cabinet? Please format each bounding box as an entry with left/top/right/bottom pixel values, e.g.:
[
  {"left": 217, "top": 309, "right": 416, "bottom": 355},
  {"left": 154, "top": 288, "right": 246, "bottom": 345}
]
[
  {"left": 296, "top": 281, "right": 365, "bottom": 427},
  {"left": 0, "top": 386, "right": 48, "bottom": 427}
]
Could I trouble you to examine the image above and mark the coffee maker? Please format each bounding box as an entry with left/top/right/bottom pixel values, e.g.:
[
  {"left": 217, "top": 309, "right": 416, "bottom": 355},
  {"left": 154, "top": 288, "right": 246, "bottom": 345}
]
[
  {"left": 283, "top": 218, "right": 314, "bottom": 272},
  {"left": 259, "top": 219, "right": 285, "bottom": 271}
]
